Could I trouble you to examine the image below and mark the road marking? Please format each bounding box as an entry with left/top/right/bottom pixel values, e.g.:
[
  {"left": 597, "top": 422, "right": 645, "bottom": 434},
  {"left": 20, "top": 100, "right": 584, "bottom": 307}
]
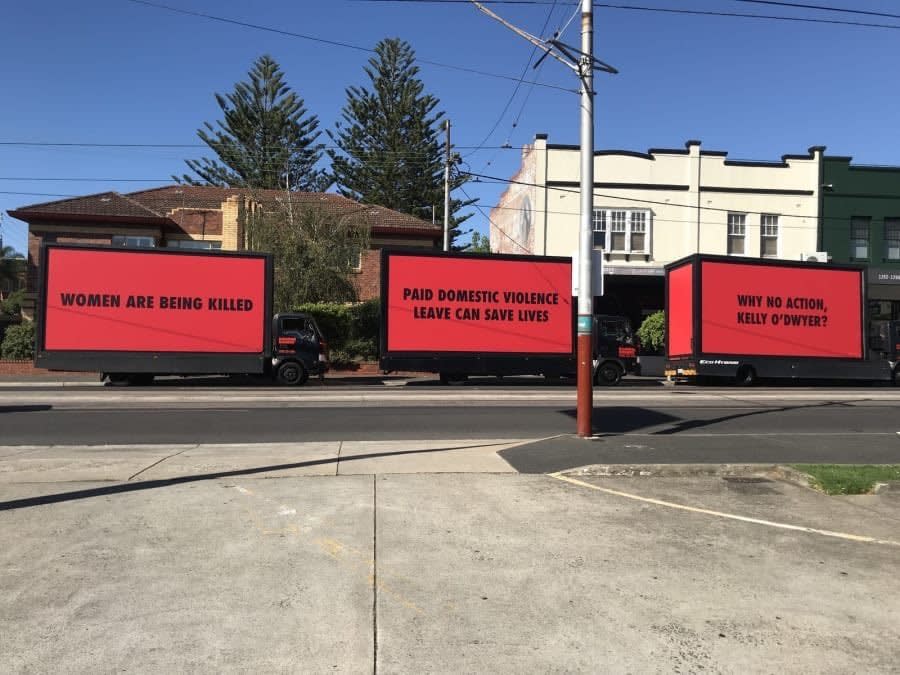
[{"left": 549, "top": 473, "right": 900, "bottom": 547}]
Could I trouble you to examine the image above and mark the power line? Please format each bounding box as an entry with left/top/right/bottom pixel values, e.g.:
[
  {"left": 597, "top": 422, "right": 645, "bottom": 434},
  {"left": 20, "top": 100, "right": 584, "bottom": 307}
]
[
  {"left": 463, "top": 169, "right": 862, "bottom": 225},
  {"left": 730, "top": 0, "right": 900, "bottom": 21},
  {"left": 466, "top": 0, "right": 560, "bottom": 160},
  {"left": 123, "top": 0, "right": 576, "bottom": 93},
  {"left": 0, "top": 141, "right": 523, "bottom": 152},
  {"left": 352, "top": 0, "right": 900, "bottom": 30}
]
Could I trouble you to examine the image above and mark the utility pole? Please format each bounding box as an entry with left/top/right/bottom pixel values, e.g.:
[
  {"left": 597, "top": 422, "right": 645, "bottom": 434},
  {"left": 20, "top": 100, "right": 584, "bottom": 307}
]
[
  {"left": 575, "top": 0, "right": 594, "bottom": 438},
  {"left": 470, "top": 1, "right": 617, "bottom": 438},
  {"left": 444, "top": 119, "right": 451, "bottom": 252}
]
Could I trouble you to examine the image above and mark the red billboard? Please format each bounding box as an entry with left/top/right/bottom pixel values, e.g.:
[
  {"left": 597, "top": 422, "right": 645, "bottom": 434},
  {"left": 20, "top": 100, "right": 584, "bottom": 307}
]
[
  {"left": 700, "top": 260, "right": 863, "bottom": 358},
  {"left": 385, "top": 253, "right": 573, "bottom": 354},
  {"left": 42, "top": 247, "right": 267, "bottom": 353},
  {"left": 667, "top": 263, "right": 693, "bottom": 357}
]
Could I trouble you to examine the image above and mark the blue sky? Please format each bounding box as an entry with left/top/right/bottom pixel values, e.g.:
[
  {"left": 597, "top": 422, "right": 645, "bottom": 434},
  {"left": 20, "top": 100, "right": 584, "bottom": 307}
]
[{"left": 3, "top": 0, "right": 900, "bottom": 255}]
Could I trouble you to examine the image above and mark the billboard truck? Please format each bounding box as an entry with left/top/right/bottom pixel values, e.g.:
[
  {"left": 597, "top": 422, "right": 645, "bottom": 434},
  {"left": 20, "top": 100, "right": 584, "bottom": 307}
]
[
  {"left": 664, "top": 254, "right": 900, "bottom": 385},
  {"left": 379, "top": 249, "right": 637, "bottom": 385},
  {"left": 35, "top": 244, "right": 329, "bottom": 386}
]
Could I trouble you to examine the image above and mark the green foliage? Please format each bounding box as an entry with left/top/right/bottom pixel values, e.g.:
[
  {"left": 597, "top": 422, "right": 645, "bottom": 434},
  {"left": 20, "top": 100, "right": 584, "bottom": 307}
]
[
  {"left": 179, "top": 55, "right": 329, "bottom": 192},
  {"left": 328, "top": 38, "right": 475, "bottom": 249},
  {"left": 465, "top": 231, "right": 491, "bottom": 253},
  {"left": 244, "top": 203, "right": 369, "bottom": 308},
  {"left": 637, "top": 311, "right": 666, "bottom": 354},
  {"left": 792, "top": 464, "right": 900, "bottom": 495},
  {"left": 347, "top": 299, "right": 380, "bottom": 344},
  {"left": 295, "top": 300, "right": 380, "bottom": 360},
  {"left": 0, "top": 289, "right": 25, "bottom": 317},
  {"left": 1, "top": 321, "right": 35, "bottom": 360},
  {"left": 296, "top": 303, "right": 352, "bottom": 348}
]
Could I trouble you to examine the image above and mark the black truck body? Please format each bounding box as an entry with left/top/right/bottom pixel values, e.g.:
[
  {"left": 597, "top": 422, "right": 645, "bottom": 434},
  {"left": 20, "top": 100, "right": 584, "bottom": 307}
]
[
  {"left": 663, "top": 254, "right": 899, "bottom": 385},
  {"left": 378, "top": 248, "right": 637, "bottom": 385},
  {"left": 35, "top": 244, "right": 328, "bottom": 385}
]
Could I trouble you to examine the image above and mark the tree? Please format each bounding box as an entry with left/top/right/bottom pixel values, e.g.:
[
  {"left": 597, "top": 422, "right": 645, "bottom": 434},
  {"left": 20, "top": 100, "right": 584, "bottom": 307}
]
[
  {"left": 240, "top": 200, "right": 369, "bottom": 310},
  {"left": 637, "top": 311, "right": 665, "bottom": 355},
  {"left": 328, "top": 38, "right": 474, "bottom": 248},
  {"left": 178, "top": 55, "right": 329, "bottom": 192},
  {"left": 465, "top": 232, "right": 492, "bottom": 253},
  {"left": 0, "top": 246, "right": 18, "bottom": 288}
]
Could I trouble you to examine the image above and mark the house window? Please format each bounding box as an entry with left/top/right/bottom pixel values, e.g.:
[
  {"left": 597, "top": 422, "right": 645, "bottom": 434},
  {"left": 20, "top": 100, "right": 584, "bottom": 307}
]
[
  {"left": 630, "top": 212, "right": 646, "bottom": 252},
  {"left": 112, "top": 235, "right": 155, "bottom": 248},
  {"left": 592, "top": 209, "right": 606, "bottom": 249},
  {"left": 167, "top": 239, "right": 222, "bottom": 250},
  {"left": 760, "top": 214, "right": 779, "bottom": 258},
  {"left": 350, "top": 251, "right": 363, "bottom": 272},
  {"left": 592, "top": 208, "right": 651, "bottom": 254},
  {"left": 884, "top": 218, "right": 900, "bottom": 261},
  {"left": 610, "top": 211, "right": 627, "bottom": 251},
  {"left": 727, "top": 213, "right": 746, "bottom": 255},
  {"left": 851, "top": 217, "right": 871, "bottom": 260}
]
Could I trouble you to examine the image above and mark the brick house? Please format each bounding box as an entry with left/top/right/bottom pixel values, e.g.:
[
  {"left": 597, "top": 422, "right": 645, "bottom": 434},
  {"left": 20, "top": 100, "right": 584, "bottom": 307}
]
[{"left": 8, "top": 185, "right": 441, "bottom": 314}]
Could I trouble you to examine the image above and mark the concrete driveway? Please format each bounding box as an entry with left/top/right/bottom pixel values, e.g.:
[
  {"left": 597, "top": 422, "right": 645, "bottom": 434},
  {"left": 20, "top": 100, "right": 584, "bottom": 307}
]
[{"left": 1, "top": 453, "right": 898, "bottom": 673}]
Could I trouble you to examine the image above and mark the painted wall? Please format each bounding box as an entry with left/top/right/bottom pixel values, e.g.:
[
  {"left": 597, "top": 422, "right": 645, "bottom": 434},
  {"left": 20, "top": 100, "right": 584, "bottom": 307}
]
[{"left": 493, "top": 137, "right": 822, "bottom": 270}]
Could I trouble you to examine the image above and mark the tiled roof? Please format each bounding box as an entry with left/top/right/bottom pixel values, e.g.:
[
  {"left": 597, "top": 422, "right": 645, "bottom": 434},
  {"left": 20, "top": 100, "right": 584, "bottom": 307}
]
[
  {"left": 10, "top": 185, "right": 441, "bottom": 233},
  {"left": 9, "top": 191, "right": 164, "bottom": 220}
]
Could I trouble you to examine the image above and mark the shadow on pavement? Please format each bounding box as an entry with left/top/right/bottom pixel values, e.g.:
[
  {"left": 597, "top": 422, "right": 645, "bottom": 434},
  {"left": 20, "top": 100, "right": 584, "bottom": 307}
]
[{"left": 0, "top": 441, "right": 514, "bottom": 512}]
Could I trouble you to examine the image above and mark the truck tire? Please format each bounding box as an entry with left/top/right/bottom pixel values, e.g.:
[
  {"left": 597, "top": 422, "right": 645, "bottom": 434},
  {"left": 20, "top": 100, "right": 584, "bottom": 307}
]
[
  {"left": 276, "top": 361, "right": 308, "bottom": 386},
  {"left": 735, "top": 365, "right": 757, "bottom": 387},
  {"left": 893, "top": 365, "right": 900, "bottom": 387},
  {"left": 594, "top": 361, "right": 623, "bottom": 386},
  {"left": 439, "top": 372, "right": 468, "bottom": 385}
]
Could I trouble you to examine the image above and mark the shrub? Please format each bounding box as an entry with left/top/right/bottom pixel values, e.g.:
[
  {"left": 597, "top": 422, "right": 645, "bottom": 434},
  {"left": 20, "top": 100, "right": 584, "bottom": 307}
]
[
  {"left": 0, "top": 289, "right": 25, "bottom": 317},
  {"left": 295, "top": 303, "right": 352, "bottom": 351},
  {"left": 1, "top": 321, "right": 35, "bottom": 360},
  {"left": 637, "top": 311, "right": 665, "bottom": 355},
  {"left": 295, "top": 300, "right": 381, "bottom": 357}
]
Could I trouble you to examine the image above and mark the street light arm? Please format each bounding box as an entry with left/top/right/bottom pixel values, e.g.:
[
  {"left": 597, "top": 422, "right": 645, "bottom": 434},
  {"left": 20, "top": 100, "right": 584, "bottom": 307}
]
[{"left": 469, "top": 1, "right": 577, "bottom": 73}]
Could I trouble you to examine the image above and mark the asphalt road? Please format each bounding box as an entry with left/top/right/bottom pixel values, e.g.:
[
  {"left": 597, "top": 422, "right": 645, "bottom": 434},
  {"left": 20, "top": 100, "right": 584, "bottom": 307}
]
[{"left": 2, "top": 384, "right": 899, "bottom": 467}]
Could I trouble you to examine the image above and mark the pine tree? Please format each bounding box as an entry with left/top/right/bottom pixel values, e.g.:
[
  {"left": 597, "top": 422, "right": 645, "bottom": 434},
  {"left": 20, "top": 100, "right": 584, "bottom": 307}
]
[
  {"left": 178, "top": 55, "right": 329, "bottom": 192},
  {"left": 328, "top": 38, "right": 473, "bottom": 248}
]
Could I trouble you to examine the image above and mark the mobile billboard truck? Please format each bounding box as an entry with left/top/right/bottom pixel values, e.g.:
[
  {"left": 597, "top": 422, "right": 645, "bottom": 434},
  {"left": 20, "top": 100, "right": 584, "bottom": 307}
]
[
  {"left": 664, "top": 254, "right": 900, "bottom": 385},
  {"left": 379, "top": 249, "right": 637, "bottom": 385},
  {"left": 35, "top": 244, "right": 328, "bottom": 385}
]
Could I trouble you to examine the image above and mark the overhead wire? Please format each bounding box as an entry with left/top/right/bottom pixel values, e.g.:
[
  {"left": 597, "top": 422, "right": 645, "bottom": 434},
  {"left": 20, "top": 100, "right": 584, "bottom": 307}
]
[{"left": 123, "top": 0, "right": 577, "bottom": 93}]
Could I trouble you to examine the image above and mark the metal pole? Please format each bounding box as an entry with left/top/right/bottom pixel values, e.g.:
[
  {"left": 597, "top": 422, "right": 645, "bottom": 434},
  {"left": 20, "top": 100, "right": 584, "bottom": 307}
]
[
  {"left": 576, "top": 0, "right": 594, "bottom": 438},
  {"left": 443, "top": 119, "right": 451, "bottom": 252}
]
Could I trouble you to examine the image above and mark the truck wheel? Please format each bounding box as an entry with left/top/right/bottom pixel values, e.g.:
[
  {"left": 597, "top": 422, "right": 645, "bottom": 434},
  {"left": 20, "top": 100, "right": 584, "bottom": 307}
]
[
  {"left": 735, "top": 365, "right": 757, "bottom": 387},
  {"left": 105, "top": 373, "right": 131, "bottom": 386},
  {"left": 276, "top": 361, "right": 308, "bottom": 386},
  {"left": 893, "top": 365, "right": 900, "bottom": 387},
  {"left": 439, "top": 372, "right": 468, "bottom": 385},
  {"left": 594, "top": 362, "right": 622, "bottom": 386}
]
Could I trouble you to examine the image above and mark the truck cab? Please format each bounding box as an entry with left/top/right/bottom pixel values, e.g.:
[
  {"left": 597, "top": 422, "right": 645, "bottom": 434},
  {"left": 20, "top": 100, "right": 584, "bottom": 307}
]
[
  {"left": 592, "top": 314, "right": 638, "bottom": 385},
  {"left": 271, "top": 312, "right": 329, "bottom": 385}
]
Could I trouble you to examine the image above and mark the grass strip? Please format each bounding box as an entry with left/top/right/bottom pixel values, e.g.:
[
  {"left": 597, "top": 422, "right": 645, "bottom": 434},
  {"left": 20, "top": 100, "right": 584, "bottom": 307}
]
[{"left": 791, "top": 464, "right": 900, "bottom": 495}]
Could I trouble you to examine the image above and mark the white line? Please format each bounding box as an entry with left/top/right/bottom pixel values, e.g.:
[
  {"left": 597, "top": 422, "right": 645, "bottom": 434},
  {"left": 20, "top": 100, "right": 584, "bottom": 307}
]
[{"left": 549, "top": 473, "right": 900, "bottom": 547}]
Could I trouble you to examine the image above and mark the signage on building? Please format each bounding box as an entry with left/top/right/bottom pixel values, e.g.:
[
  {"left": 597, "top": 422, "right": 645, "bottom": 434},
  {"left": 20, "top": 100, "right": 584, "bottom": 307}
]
[{"left": 869, "top": 268, "right": 900, "bottom": 284}]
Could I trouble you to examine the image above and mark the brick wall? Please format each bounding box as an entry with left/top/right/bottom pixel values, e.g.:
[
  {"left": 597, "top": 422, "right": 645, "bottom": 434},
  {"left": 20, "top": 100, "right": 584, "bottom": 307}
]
[
  {"left": 0, "top": 360, "right": 75, "bottom": 376},
  {"left": 354, "top": 249, "right": 381, "bottom": 301}
]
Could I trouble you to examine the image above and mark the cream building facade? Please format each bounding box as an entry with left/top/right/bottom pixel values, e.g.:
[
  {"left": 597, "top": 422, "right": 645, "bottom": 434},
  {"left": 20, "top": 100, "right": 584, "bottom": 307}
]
[{"left": 491, "top": 136, "right": 825, "bottom": 322}]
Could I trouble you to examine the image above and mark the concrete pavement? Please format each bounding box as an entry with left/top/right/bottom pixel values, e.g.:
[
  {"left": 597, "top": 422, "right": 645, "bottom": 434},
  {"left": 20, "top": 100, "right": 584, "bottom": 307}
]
[{"left": 2, "top": 470, "right": 898, "bottom": 673}]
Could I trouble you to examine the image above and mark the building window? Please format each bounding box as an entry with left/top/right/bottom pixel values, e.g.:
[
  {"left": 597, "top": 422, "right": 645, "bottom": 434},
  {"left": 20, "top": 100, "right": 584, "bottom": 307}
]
[
  {"left": 592, "top": 208, "right": 651, "bottom": 254},
  {"left": 166, "top": 239, "right": 222, "bottom": 250},
  {"left": 592, "top": 209, "right": 606, "bottom": 249},
  {"left": 112, "top": 235, "right": 155, "bottom": 248},
  {"left": 884, "top": 218, "right": 900, "bottom": 261},
  {"left": 727, "top": 213, "right": 746, "bottom": 255},
  {"left": 610, "top": 211, "right": 627, "bottom": 251},
  {"left": 630, "top": 212, "right": 646, "bottom": 252},
  {"left": 350, "top": 251, "right": 363, "bottom": 272},
  {"left": 760, "top": 214, "right": 779, "bottom": 258},
  {"left": 851, "top": 217, "right": 870, "bottom": 260}
]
